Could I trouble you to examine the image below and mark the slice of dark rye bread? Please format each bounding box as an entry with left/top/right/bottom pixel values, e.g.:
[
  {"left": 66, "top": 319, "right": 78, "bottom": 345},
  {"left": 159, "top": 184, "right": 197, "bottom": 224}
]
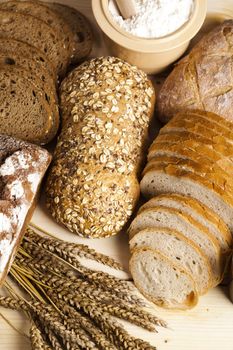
[
  {"left": 140, "top": 162, "right": 233, "bottom": 233},
  {"left": 0, "top": 37, "right": 56, "bottom": 82},
  {"left": 0, "top": 65, "right": 56, "bottom": 144},
  {"left": 129, "top": 227, "right": 212, "bottom": 295},
  {"left": 45, "top": 2, "right": 93, "bottom": 64},
  {"left": 0, "top": 0, "right": 71, "bottom": 73},
  {"left": 0, "top": 62, "right": 59, "bottom": 138},
  {"left": 0, "top": 9, "right": 66, "bottom": 76},
  {"left": 129, "top": 248, "right": 198, "bottom": 309}
]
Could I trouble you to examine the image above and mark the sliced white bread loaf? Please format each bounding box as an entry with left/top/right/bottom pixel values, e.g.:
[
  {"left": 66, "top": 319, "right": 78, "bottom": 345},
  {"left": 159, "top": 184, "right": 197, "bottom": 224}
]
[
  {"left": 130, "top": 227, "right": 212, "bottom": 294},
  {"left": 140, "top": 162, "right": 233, "bottom": 233},
  {"left": 139, "top": 194, "right": 232, "bottom": 251},
  {"left": 128, "top": 205, "right": 221, "bottom": 285},
  {"left": 130, "top": 248, "right": 198, "bottom": 309}
]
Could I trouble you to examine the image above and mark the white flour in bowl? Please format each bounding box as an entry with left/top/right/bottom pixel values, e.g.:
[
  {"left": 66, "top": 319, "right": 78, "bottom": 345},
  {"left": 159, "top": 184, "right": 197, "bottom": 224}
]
[{"left": 109, "top": 0, "right": 194, "bottom": 38}]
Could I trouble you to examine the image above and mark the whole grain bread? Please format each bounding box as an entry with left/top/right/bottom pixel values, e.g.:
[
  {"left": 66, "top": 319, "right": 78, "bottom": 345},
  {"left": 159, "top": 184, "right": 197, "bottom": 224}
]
[
  {"left": 130, "top": 227, "right": 212, "bottom": 294},
  {"left": 0, "top": 9, "right": 66, "bottom": 76},
  {"left": 130, "top": 248, "right": 198, "bottom": 309},
  {"left": 139, "top": 194, "right": 232, "bottom": 251},
  {"left": 0, "top": 65, "right": 57, "bottom": 144},
  {"left": 0, "top": 37, "right": 56, "bottom": 82},
  {"left": 46, "top": 56, "right": 155, "bottom": 237},
  {"left": 0, "top": 134, "right": 51, "bottom": 286},
  {"left": 45, "top": 2, "right": 93, "bottom": 64}
]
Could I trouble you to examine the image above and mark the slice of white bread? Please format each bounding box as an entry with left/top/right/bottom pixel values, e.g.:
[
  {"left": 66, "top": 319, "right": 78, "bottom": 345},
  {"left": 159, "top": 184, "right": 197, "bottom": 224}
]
[
  {"left": 138, "top": 194, "right": 232, "bottom": 251},
  {"left": 160, "top": 110, "right": 233, "bottom": 141},
  {"left": 128, "top": 206, "right": 221, "bottom": 285},
  {"left": 130, "top": 227, "right": 212, "bottom": 295},
  {"left": 144, "top": 155, "right": 233, "bottom": 198},
  {"left": 147, "top": 141, "right": 233, "bottom": 176},
  {"left": 129, "top": 248, "right": 198, "bottom": 309},
  {"left": 140, "top": 162, "right": 233, "bottom": 233}
]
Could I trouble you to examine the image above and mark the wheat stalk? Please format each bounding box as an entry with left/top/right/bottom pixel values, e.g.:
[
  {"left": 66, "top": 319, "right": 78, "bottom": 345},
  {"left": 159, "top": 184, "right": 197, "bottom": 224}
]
[{"left": 1, "top": 227, "right": 166, "bottom": 350}]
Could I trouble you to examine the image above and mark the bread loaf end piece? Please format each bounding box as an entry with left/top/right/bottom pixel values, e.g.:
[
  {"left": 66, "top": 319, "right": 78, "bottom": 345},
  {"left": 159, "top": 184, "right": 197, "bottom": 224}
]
[
  {"left": 46, "top": 56, "right": 155, "bottom": 237},
  {"left": 0, "top": 135, "right": 51, "bottom": 287},
  {"left": 130, "top": 247, "right": 198, "bottom": 309}
]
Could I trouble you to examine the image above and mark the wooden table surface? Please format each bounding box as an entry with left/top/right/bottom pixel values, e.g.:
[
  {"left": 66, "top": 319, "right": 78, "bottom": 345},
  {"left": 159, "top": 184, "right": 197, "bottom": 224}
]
[{"left": 1, "top": 1, "right": 233, "bottom": 349}]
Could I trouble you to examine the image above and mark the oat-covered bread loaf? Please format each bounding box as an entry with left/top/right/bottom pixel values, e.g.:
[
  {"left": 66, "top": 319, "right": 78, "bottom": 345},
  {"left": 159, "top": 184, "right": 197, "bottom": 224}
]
[
  {"left": 46, "top": 57, "right": 155, "bottom": 238},
  {"left": 0, "top": 134, "right": 51, "bottom": 287},
  {"left": 157, "top": 20, "right": 233, "bottom": 123}
]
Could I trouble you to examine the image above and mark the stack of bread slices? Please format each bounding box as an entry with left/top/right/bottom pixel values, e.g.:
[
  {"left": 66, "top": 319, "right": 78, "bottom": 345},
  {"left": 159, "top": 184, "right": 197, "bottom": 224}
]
[
  {"left": 0, "top": 0, "right": 92, "bottom": 145},
  {"left": 129, "top": 109, "right": 233, "bottom": 309}
]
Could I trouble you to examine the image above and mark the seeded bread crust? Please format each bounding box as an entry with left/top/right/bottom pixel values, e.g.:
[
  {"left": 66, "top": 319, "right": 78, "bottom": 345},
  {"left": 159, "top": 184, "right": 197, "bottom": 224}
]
[
  {"left": 130, "top": 227, "right": 213, "bottom": 294},
  {"left": 0, "top": 134, "right": 51, "bottom": 286},
  {"left": 46, "top": 56, "right": 155, "bottom": 237},
  {"left": 129, "top": 247, "right": 199, "bottom": 309},
  {"left": 0, "top": 65, "right": 56, "bottom": 144},
  {"left": 138, "top": 194, "right": 232, "bottom": 249},
  {"left": 140, "top": 162, "right": 233, "bottom": 232},
  {"left": 0, "top": 9, "right": 65, "bottom": 76},
  {"left": 45, "top": 2, "right": 93, "bottom": 64}
]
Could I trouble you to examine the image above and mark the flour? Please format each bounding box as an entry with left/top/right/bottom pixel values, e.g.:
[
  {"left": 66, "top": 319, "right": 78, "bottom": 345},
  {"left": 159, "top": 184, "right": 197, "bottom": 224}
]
[{"left": 109, "top": 0, "right": 194, "bottom": 38}]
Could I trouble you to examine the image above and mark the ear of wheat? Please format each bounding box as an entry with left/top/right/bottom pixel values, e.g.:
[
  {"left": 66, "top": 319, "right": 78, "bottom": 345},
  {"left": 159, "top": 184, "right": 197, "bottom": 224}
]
[{"left": 0, "top": 226, "right": 166, "bottom": 350}]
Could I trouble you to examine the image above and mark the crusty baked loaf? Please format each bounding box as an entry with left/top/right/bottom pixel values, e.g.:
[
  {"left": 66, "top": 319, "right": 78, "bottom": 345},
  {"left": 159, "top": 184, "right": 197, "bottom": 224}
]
[
  {"left": 0, "top": 9, "right": 65, "bottom": 76},
  {"left": 157, "top": 20, "right": 233, "bottom": 123},
  {"left": 46, "top": 56, "right": 155, "bottom": 238},
  {"left": 45, "top": 2, "right": 93, "bottom": 65},
  {"left": 130, "top": 248, "right": 198, "bottom": 309},
  {"left": 0, "top": 65, "right": 57, "bottom": 144},
  {"left": 130, "top": 227, "right": 212, "bottom": 294},
  {"left": 0, "top": 134, "right": 51, "bottom": 287}
]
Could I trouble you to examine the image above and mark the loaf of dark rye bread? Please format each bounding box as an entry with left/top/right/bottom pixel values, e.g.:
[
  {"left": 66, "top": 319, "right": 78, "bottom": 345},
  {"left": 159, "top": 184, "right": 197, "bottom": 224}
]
[
  {"left": 0, "top": 134, "right": 51, "bottom": 286},
  {"left": 45, "top": 2, "right": 93, "bottom": 65},
  {"left": 46, "top": 57, "right": 155, "bottom": 238}
]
